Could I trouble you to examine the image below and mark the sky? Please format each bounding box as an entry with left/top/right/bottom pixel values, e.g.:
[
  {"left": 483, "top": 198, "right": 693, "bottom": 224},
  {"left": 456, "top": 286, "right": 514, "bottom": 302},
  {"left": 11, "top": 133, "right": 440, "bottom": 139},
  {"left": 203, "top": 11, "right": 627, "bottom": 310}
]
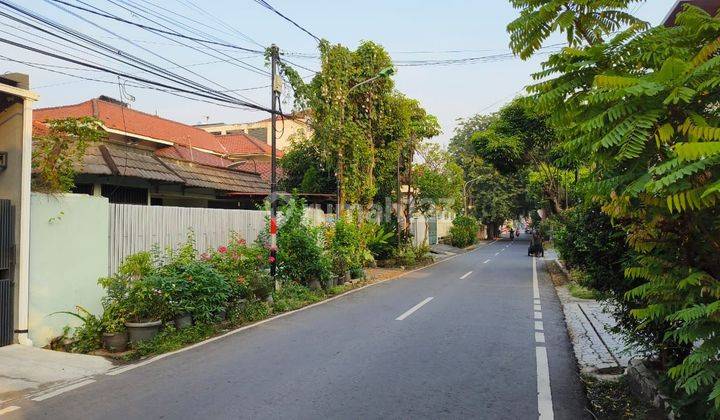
[{"left": 2, "top": 0, "right": 678, "bottom": 145}]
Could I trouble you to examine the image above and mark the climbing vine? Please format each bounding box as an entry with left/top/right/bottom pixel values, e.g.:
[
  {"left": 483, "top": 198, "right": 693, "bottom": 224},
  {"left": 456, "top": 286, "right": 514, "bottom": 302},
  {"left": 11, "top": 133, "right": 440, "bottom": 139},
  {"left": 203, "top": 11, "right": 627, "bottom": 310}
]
[{"left": 32, "top": 117, "right": 103, "bottom": 193}]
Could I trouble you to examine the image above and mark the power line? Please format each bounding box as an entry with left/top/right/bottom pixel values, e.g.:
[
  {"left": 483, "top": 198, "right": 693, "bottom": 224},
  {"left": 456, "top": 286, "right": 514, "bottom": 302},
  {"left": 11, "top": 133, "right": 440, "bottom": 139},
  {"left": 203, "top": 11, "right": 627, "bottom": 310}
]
[
  {"left": 44, "top": 0, "right": 263, "bottom": 106},
  {"left": 252, "top": 0, "right": 321, "bottom": 43},
  {"left": 0, "top": 36, "right": 280, "bottom": 113},
  {"left": 47, "top": 0, "right": 265, "bottom": 53},
  {"left": 0, "top": 1, "right": 250, "bottom": 104},
  {"left": 173, "top": 0, "right": 266, "bottom": 49}
]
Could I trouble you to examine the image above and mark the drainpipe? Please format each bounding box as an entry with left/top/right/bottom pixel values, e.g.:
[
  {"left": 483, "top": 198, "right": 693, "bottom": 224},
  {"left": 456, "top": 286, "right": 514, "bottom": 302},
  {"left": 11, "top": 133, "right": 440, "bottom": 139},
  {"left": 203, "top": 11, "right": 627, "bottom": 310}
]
[{"left": 16, "top": 97, "right": 34, "bottom": 346}]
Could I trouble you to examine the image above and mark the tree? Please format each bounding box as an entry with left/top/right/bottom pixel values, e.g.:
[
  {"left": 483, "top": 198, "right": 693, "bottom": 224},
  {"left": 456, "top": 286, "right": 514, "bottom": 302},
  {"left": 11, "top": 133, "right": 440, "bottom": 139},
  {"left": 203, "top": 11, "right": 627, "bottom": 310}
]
[
  {"left": 415, "top": 144, "right": 463, "bottom": 216},
  {"left": 281, "top": 40, "right": 395, "bottom": 209},
  {"left": 32, "top": 117, "right": 104, "bottom": 193},
  {"left": 507, "top": 0, "right": 647, "bottom": 59},
  {"left": 279, "top": 132, "right": 335, "bottom": 194},
  {"left": 509, "top": 2, "right": 720, "bottom": 414}
]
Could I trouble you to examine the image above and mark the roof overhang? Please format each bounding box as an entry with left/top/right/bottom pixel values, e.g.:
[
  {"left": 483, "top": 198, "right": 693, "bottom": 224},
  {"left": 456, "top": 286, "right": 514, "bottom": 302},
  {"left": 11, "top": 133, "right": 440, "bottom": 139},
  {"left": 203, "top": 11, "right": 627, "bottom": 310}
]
[{"left": 0, "top": 81, "right": 39, "bottom": 102}]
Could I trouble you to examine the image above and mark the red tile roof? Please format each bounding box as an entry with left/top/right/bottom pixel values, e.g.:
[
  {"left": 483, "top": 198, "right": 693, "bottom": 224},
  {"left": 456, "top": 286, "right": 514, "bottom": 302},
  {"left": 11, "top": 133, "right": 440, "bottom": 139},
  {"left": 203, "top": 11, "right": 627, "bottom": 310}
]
[
  {"left": 215, "top": 133, "right": 283, "bottom": 157},
  {"left": 231, "top": 160, "right": 285, "bottom": 182},
  {"left": 34, "top": 98, "right": 233, "bottom": 155}
]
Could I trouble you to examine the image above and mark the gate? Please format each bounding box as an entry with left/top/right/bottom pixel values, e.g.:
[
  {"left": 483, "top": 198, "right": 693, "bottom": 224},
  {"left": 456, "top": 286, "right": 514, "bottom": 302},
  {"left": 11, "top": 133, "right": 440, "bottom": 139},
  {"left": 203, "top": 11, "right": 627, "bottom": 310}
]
[
  {"left": 0, "top": 200, "right": 14, "bottom": 347},
  {"left": 428, "top": 217, "right": 438, "bottom": 245}
]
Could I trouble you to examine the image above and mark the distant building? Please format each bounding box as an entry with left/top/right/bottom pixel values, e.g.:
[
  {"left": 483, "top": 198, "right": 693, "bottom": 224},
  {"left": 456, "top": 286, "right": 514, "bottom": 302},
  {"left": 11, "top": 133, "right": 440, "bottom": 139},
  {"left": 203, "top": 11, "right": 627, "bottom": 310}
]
[
  {"left": 196, "top": 111, "right": 311, "bottom": 151},
  {"left": 664, "top": 0, "right": 720, "bottom": 26}
]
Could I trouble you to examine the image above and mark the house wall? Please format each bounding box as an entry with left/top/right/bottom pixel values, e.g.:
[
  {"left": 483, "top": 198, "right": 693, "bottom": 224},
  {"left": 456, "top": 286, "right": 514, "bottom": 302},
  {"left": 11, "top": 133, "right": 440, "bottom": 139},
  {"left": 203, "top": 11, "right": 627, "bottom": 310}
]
[
  {"left": 28, "top": 193, "right": 109, "bottom": 347},
  {"left": 198, "top": 119, "right": 310, "bottom": 151},
  {"left": 0, "top": 102, "right": 24, "bottom": 341}
]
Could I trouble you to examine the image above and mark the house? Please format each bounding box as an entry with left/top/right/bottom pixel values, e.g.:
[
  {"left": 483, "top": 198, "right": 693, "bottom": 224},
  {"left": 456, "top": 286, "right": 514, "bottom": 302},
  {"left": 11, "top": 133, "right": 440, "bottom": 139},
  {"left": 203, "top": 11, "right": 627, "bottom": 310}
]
[
  {"left": 196, "top": 111, "right": 311, "bottom": 151},
  {"left": 664, "top": 0, "right": 720, "bottom": 25},
  {"left": 0, "top": 73, "right": 36, "bottom": 347},
  {"left": 34, "top": 96, "right": 274, "bottom": 209}
]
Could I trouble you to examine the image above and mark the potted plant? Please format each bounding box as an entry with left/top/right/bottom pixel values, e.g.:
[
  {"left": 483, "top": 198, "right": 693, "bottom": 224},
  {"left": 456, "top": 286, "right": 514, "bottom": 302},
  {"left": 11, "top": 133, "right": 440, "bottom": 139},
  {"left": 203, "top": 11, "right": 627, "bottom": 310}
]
[
  {"left": 101, "top": 303, "right": 127, "bottom": 352},
  {"left": 123, "top": 274, "right": 166, "bottom": 344}
]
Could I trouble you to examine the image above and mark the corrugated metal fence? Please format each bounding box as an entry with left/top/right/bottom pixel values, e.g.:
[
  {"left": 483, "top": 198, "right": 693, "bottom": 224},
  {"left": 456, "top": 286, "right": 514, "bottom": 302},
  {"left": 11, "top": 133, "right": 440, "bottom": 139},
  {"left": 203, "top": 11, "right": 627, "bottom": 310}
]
[{"left": 108, "top": 204, "right": 327, "bottom": 275}]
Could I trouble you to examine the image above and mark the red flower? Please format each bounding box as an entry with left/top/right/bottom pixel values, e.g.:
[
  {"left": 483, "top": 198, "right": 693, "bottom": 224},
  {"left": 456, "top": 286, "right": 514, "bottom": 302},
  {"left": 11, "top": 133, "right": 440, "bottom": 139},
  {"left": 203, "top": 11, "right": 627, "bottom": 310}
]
[
  {"left": 268, "top": 256, "right": 276, "bottom": 263},
  {"left": 200, "top": 253, "right": 210, "bottom": 261},
  {"left": 218, "top": 246, "right": 228, "bottom": 254},
  {"left": 238, "top": 239, "right": 247, "bottom": 245},
  {"left": 237, "top": 276, "right": 246, "bottom": 284}
]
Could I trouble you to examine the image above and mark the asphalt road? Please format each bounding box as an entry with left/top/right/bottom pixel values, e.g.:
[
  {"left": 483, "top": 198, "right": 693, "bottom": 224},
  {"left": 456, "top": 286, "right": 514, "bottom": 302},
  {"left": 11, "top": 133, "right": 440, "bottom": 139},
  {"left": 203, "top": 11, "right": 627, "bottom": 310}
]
[{"left": 5, "top": 237, "right": 588, "bottom": 419}]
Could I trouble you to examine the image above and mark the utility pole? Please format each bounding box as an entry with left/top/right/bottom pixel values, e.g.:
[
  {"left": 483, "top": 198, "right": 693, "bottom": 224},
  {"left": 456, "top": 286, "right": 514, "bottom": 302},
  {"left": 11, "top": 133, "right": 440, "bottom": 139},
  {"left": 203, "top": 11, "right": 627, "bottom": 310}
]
[{"left": 269, "top": 44, "right": 280, "bottom": 290}]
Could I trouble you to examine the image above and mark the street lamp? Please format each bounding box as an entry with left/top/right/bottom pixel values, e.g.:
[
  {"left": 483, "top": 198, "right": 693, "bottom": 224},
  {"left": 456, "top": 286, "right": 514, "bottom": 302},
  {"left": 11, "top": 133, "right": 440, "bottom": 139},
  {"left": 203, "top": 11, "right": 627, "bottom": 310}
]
[{"left": 463, "top": 176, "right": 483, "bottom": 216}]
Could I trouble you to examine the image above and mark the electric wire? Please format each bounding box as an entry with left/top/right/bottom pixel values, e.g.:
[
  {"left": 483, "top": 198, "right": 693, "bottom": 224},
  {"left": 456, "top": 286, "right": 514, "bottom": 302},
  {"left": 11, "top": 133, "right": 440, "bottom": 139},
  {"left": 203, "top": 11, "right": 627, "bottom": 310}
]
[{"left": 251, "top": 0, "right": 321, "bottom": 43}]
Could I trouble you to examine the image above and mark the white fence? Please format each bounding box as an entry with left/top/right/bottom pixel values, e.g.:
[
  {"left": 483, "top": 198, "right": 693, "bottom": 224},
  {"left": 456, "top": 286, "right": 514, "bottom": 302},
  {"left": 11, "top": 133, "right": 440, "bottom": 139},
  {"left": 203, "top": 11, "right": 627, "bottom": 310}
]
[{"left": 109, "top": 204, "right": 269, "bottom": 274}]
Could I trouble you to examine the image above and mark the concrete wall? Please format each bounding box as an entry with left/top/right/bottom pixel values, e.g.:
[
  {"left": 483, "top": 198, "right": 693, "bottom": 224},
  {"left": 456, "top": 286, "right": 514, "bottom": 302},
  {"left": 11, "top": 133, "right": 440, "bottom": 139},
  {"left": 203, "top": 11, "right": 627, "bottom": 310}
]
[
  {"left": 0, "top": 103, "right": 24, "bottom": 336},
  {"left": 28, "top": 193, "right": 109, "bottom": 347}
]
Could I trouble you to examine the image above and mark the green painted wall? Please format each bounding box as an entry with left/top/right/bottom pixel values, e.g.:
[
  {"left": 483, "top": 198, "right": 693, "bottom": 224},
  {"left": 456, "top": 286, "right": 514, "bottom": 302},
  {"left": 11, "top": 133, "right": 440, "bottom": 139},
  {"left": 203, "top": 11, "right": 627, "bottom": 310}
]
[{"left": 28, "top": 193, "right": 109, "bottom": 347}]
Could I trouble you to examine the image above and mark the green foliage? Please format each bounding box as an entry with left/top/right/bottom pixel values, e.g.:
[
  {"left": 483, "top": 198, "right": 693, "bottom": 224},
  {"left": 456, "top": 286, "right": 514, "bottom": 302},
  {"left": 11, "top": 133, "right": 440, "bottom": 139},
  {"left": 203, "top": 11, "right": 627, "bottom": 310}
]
[
  {"left": 158, "top": 261, "right": 230, "bottom": 324},
  {"left": 449, "top": 215, "right": 479, "bottom": 248},
  {"left": 276, "top": 198, "right": 332, "bottom": 285},
  {"left": 279, "top": 132, "right": 336, "bottom": 194},
  {"left": 247, "top": 271, "right": 273, "bottom": 300},
  {"left": 327, "top": 215, "right": 363, "bottom": 275},
  {"left": 272, "top": 281, "right": 324, "bottom": 313},
  {"left": 415, "top": 143, "right": 464, "bottom": 214},
  {"left": 513, "top": 2, "right": 720, "bottom": 414},
  {"left": 568, "top": 280, "right": 601, "bottom": 300},
  {"left": 32, "top": 117, "right": 104, "bottom": 193},
  {"left": 204, "top": 235, "right": 266, "bottom": 303},
  {"left": 551, "top": 205, "right": 627, "bottom": 293},
  {"left": 130, "top": 323, "right": 218, "bottom": 359},
  {"left": 51, "top": 306, "right": 102, "bottom": 354},
  {"left": 507, "top": 0, "right": 647, "bottom": 59}
]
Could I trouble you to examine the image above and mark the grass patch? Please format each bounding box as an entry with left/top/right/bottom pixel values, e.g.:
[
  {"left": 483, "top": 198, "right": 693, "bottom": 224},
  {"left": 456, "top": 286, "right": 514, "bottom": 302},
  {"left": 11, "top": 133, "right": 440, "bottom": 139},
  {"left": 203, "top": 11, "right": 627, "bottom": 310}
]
[
  {"left": 583, "top": 375, "right": 664, "bottom": 419},
  {"left": 569, "top": 282, "right": 601, "bottom": 300},
  {"left": 129, "top": 323, "right": 219, "bottom": 359}
]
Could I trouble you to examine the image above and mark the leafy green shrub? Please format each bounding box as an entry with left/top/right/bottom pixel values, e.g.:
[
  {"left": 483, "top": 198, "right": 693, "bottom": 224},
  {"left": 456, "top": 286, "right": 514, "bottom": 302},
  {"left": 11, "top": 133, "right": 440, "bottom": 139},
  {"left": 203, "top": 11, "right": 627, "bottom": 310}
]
[
  {"left": 52, "top": 306, "right": 103, "bottom": 353},
  {"left": 449, "top": 215, "right": 479, "bottom": 248},
  {"left": 276, "top": 199, "right": 332, "bottom": 285},
  {"left": 247, "top": 271, "right": 273, "bottom": 300},
  {"left": 158, "top": 261, "right": 230, "bottom": 324},
  {"left": 362, "top": 221, "right": 395, "bottom": 262},
  {"left": 272, "top": 281, "right": 323, "bottom": 312},
  {"left": 327, "top": 216, "right": 362, "bottom": 275},
  {"left": 204, "top": 236, "right": 266, "bottom": 303},
  {"left": 552, "top": 205, "right": 627, "bottom": 293},
  {"left": 395, "top": 246, "right": 416, "bottom": 267}
]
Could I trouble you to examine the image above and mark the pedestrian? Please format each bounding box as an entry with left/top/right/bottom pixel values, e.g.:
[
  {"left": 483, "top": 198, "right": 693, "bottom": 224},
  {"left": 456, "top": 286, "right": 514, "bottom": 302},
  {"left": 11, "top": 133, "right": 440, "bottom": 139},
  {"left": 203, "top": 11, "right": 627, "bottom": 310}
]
[{"left": 509, "top": 227, "right": 514, "bottom": 241}]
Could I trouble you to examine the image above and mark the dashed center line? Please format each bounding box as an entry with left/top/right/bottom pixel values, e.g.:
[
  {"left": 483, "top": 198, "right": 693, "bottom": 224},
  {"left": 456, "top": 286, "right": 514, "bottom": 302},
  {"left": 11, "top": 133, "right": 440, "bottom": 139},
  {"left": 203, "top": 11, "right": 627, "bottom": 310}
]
[
  {"left": 483, "top": 259, "right": 490, "bottom": 264},
  {"left": 396, "top": 297, "right": 434, "bottom": 321},
  {"left": 460, "top": 271, "right": 473, "bottom": 280}
]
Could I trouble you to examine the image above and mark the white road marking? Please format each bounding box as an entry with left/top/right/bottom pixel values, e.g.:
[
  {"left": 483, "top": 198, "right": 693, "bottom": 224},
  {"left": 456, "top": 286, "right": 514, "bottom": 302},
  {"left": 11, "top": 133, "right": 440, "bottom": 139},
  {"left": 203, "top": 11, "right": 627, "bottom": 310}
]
[
  {"left": 536, "top": 346, "right": 553, "bottom": 418},
  {"left": 533, "top": 257, "right": 554, "bottom": 419},
  {"left": 533, "top": 257, "right": 540, "bottom": 299},
  {"left": 0, "top": 406, "right": 20, "bottom": 416},
  {"left": 483, "top": 259, "right": 490, "bottom": 264},
  {"left": 396, "top": 297, "right": 434, "bottom": 321},
  {"left": 31, "top": 379, "right": 95, "bottom": 402},
  {"left": 535, "top": 311, "right": 543, "bottom": 320},
  {"left": 494, "top": 252, "right": 500, "bottom": 256},
  {"left": 460, "top": 271, "right": 473, "bottom": 280}
]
